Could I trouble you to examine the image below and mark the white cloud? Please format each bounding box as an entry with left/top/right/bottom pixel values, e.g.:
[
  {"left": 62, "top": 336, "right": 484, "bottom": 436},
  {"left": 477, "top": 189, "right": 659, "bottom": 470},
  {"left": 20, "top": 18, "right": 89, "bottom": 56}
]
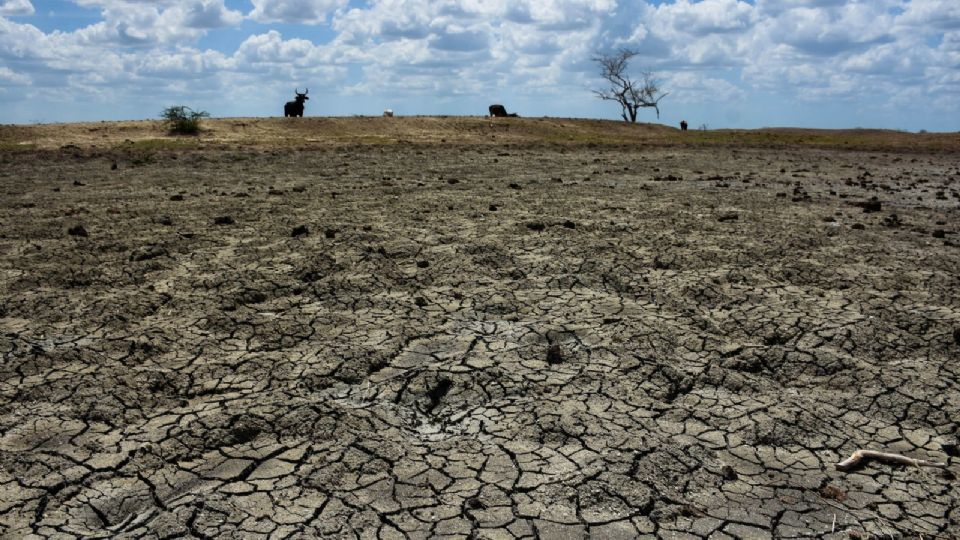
[
  {"left": 236, "top": 30, "right": 320, "bottom": 65},
  {"left": 665, "top": 71, "right": 744, "bottom": 102},
  {"left": 0, "top": 65, "right": 30, "bottom": 84},
  {"left": 248, "top": 0, "right": 348, "bottom": 25},
  {"left": 182, "top": 0, "right": 244, "bottom": 28},
  {"left": 0, "top": 0, "right": 33, "bottom": 16},
  {"left": 645, "top": 0, "right": 756, "bottom": 35},
  {"left": 65, "top": 1, "right": 242, "bottom": 46},
  {"left": 895, "top": 0, "right": 960, "bottom": 30}
]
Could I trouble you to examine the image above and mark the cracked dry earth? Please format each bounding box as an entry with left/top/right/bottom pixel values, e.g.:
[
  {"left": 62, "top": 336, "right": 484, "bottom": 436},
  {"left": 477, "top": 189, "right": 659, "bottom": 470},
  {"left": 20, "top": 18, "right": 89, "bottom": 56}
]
[{"left": 1, "top": 143, "right": 959, "bottom": 539}]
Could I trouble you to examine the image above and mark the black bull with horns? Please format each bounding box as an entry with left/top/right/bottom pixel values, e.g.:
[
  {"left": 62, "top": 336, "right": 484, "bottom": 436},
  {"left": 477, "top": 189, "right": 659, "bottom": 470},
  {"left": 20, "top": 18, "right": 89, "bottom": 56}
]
[{"left": 284, "top": 88, "right": 309, "bottom": 117}]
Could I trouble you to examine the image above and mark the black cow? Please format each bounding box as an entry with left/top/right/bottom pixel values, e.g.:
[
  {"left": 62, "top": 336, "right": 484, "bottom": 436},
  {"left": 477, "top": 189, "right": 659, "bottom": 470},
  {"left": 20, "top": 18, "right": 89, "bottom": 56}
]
[
  {"left": 680, "top": 120, "right": 688, "bottom": 131},
  {"left": 284, "top": 88, "right": 309, "bottom": 117},
  {"left": 489, "top": 104, "right": 519, "bottom": 118}
]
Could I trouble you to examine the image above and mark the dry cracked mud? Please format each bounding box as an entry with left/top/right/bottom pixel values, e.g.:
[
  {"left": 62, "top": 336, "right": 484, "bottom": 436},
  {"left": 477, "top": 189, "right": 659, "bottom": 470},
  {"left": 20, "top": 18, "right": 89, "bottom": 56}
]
[{"left": 1, "top": 139, "right": 959, "bottom": 539}]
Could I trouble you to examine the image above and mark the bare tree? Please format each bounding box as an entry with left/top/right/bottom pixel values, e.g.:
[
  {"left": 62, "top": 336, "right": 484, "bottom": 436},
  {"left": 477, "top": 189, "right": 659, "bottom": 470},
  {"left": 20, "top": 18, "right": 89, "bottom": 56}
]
[{"left": 592, "top": 48, "right": 667, "bottom": 123}]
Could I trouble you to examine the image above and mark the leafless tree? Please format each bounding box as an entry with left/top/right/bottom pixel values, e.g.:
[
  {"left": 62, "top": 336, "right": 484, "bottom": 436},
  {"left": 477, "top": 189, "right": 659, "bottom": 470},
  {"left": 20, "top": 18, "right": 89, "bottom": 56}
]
[{"left": 592, "top": 48, "right": 667, "bottom": 123}]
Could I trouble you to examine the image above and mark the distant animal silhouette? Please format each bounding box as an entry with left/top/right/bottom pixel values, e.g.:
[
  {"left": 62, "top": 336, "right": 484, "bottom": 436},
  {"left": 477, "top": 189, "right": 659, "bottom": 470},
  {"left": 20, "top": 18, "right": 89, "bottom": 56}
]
[
  {"left": 489, "top": 104, "right": 519, "bottom": 118},
  {"left": 284, "top": 89, "right": 309, "bottom": 117},
  {"left": 680, "top": 120, "right": 688, "bottom": 131}
]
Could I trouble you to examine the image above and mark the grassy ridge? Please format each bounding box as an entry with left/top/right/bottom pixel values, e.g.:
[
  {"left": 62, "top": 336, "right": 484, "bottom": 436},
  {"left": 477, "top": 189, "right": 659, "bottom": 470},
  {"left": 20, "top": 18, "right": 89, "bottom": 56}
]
[{"left": 1, "top": 116, "right": 956, "bottom": 152}]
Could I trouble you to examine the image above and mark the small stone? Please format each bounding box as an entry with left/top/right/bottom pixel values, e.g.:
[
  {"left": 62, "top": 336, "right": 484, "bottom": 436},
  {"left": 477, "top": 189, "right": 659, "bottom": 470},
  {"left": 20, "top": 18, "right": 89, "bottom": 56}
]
[
  {"left": 214, "top": 216, "right": 234, "bottom": 225},
  {"left": 717, "top": 212, "right": 739, "bottom": 222},
  {"left": 324, "top": 229, "right": 336, "bottom": 239},
  {"left": 721, "top": 464, "right": 738, "bottom": 481},
  {"left": 416, "top": 260, "right": 429, "bottom": 268},
  {"left": 489, "top": 204, "right": 498, "bottom": 211},
  {"left": 526, "top": 222, "right": 545, "bottom": 232},
  {"left": 170, "top": 194, "right": 184, "bottom": 201},
  {"left": 932, "top": 229, "right": 946, "bottom": 238},
  {"left": 509, "top": 183, "right": 522, "bottom": 190},
  {"left": 291, "top": 225, "right": 309, "bottom": 237},
  {"left": 562, "top": 220, "right": 576, "bottom": 229},
  {"left": 851, "top": 223, "right": 865, "bottom": 230},
  {"left": 67, "top": 225, "right": 88, "bottom": 237}
]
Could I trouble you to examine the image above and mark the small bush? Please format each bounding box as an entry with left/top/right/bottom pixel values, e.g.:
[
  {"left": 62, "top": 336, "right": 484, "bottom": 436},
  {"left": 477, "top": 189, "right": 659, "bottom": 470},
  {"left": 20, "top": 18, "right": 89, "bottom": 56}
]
[{"left": 161, "top": 105, "right": 210, "bottom": 135}]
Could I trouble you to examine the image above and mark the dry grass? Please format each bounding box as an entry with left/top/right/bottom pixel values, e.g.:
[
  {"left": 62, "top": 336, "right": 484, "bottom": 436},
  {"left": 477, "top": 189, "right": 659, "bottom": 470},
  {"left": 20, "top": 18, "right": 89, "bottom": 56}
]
[{"left": 1, "top": 116, "right": 957, "bottom": 152}]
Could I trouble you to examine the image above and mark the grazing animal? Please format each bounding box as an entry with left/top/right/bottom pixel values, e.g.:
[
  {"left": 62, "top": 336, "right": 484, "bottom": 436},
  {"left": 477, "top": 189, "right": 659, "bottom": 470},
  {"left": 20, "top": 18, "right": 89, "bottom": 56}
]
[
  {"left": 489, "top": 104, "right": 519, "bottom": 118},
  {"left": 284, "top": 88, "right": 309, "bottom": 117},
  {"left": 680, "top": 120, "right": 688, "bottom": 131},
  {"left": 383, "top": 109, "right": 394, "bottom": 117}
]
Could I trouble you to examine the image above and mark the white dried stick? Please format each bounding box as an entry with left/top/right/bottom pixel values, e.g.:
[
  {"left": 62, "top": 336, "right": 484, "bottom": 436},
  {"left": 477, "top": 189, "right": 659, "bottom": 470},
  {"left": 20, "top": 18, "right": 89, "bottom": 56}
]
[{"left": 836, "top": 449, "right": 947, "bottom": 472}]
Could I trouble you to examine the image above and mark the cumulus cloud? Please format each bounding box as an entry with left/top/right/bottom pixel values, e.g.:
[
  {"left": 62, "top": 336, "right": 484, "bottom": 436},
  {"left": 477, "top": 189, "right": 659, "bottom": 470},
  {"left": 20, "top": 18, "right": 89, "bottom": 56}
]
[
  {"left": 248, "top": 0, "right": 348, "bottom": 25},
  {"left": 0, "top": 0, "right": 33, "bottom": 16},
  {"left": 182, "top": 0, "right": 244, "bottom": 28},
  {"left": 896, "top": 0, "right": 960, "bottom": 30},
  {"left": 665, "top": 71, "right": 745, "bottom": 103},
  {"left": 62, "top": 1, "right": 243, "bottom": 47},
  {"left": 645, "top": 0, "right": 756, "bottom": 35},
  {"left": 0, "top": 65, "right": 30, "bottom": 84}
]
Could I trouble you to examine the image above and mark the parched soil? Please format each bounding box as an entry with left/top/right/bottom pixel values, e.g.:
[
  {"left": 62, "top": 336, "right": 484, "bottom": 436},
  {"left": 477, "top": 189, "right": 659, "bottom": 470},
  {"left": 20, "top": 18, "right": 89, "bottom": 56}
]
[{"left": 1, "top": 120, "right": 959, "bottom": 538}]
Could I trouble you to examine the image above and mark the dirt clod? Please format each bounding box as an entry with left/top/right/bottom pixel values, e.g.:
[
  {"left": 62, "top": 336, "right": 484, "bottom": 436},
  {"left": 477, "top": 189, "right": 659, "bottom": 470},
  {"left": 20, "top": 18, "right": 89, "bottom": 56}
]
[
  {"left": 130, "top": 245, "right": 166, "bottom": 261},
  {"left": 526, "top": 222, "right": 545, "bottom": 232}
]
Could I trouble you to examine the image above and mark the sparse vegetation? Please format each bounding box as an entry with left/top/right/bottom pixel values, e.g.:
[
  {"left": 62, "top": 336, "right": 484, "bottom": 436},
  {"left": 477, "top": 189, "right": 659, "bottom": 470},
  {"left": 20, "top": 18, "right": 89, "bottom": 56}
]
[
  {"left": 2, "top": 117, "right": 958, "bottom": 152},
  {"left": 161, "top": 105, "right": 210, "bottom": 135}
]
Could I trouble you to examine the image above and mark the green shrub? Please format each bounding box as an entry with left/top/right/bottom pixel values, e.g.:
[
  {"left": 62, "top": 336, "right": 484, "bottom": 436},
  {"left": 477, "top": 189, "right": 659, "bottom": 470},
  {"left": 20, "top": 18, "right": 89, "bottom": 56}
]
[{"left": 161, "top": 105, "right": 210, "bottom": 135}]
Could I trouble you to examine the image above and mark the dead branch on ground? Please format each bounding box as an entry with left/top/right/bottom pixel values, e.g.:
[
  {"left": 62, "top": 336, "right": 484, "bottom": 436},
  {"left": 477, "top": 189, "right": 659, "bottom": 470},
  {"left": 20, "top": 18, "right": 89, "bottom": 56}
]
[{"left": 835, "top": 449, "right": 948, "bottom": 472}]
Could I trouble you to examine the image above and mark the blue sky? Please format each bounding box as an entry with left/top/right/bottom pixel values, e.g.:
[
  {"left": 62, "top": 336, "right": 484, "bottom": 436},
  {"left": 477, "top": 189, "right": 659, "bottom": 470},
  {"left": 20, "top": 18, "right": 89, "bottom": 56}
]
[{"left": 0, "top": 0, "right": 957, "bottom": 131}]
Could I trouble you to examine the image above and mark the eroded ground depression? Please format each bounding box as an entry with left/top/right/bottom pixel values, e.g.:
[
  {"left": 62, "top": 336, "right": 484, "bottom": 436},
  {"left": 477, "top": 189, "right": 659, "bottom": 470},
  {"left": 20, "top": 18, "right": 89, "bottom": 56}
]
[{"left": 1, "top": 123, "right": 959, "bottom": 538}]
